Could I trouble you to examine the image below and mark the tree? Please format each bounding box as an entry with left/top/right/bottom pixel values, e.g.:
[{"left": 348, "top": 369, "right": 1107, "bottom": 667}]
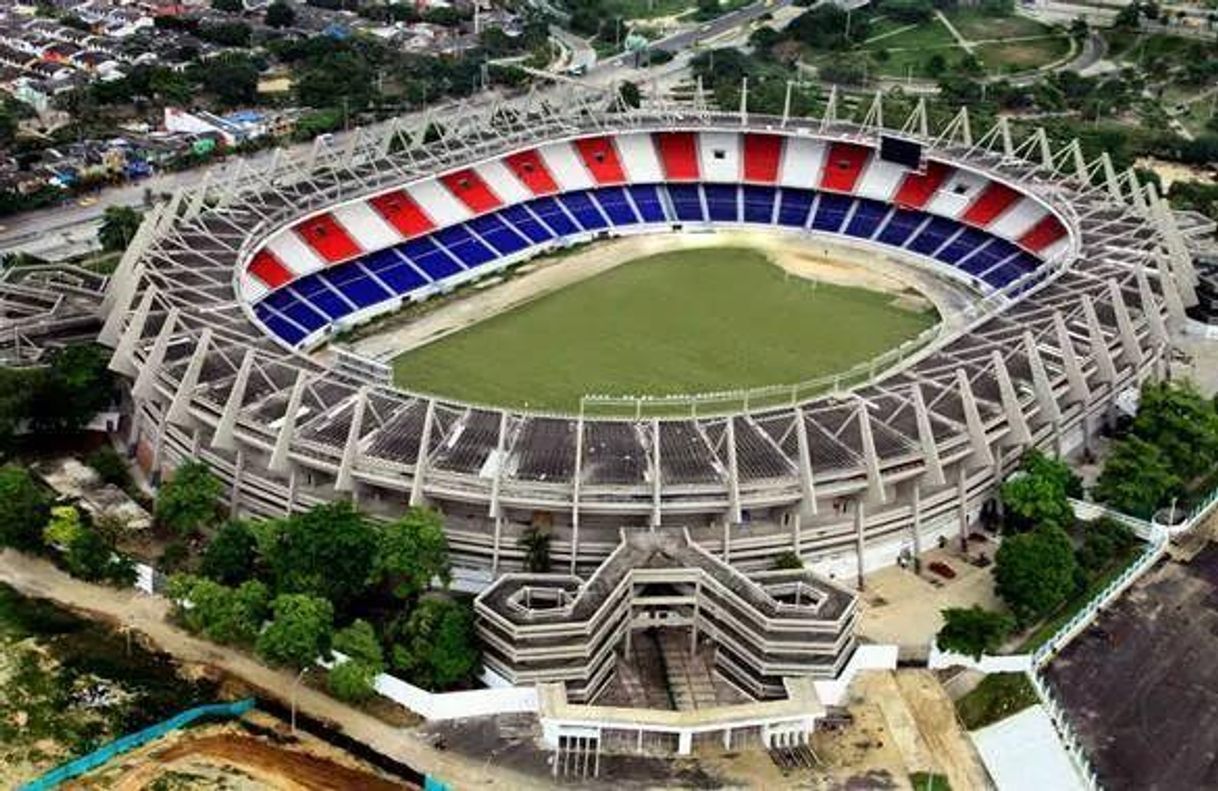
[
  {"left": 43, "top": 505, "right": 86, "bottom": 550},
  {"left": 1076, "top": 518, "right": 1135, "bottom": 573},
  {"left": 168, "top": 574, "right": 269, "bottom": 645},
  {"left": 518, "top": 526, "right": 551, "bottom": 573},
  {"left": 257, "top": 593, "right": 334, "bottom": 668},
  {"left": 213, "top": 0, "right": 244, "bottom": 11},
  {"left": 999, "top": 450, "right": 1080, "bottom": 533},
  {"left": 27, "top": 344, "right": 113, "bottom": 434},
  {"left": 994, "top": 525, "right": 1079, "bottom": 625},
  {"left": 265, "top": 0, "right": 295, "bottom": 27},
  {"left": 938, "top": 606, "right": 1015, "bottom": 659},
  {"left": 197, "top": 55, "right": 260, "bottom": 109},
  {"left": 87, "top": 445, "right": 131, "bottom": 490},
  {"left": 63, "top": 525, "right": 136, "bottom": 586},
  {"left": 374, "top": 508, "right": 450, "bottom": 600},
  {"left": 155, "top": 462, "right": 223, "bottom": 536},
  {"left": 200, "top": 521, "right": 257, "bottom": 585},
  {"left": 1094, "top": 436, "right": 1181, "bottom": 519},
  {"left": 0, "top": 465, "right": 52, "bottom": 551},
  {"left": 617, "top": 81, "right": 641, "bottom": 110},
  {"left": 771, "top": 551, "right": 804, "bottom": 570},
  {"left": 265, "top": 502, "right": 377, "bottom": 613},
  {"left": 390, "top": 596, "right": 479, "bottom": 690},
  {"left": 1129, "top": 381, "right": 1218, "bottom": 482},
  {"left": 329, "top": 618, "right": 384, "bottom": 703},
  {"left": 98, "top": 206, "right": 143, "bottom": 252}
]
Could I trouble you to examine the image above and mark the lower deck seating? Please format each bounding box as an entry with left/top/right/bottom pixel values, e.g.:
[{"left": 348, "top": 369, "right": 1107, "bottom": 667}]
[{"left": 254, "top": 183, "right": 1053, "bottom": 347}]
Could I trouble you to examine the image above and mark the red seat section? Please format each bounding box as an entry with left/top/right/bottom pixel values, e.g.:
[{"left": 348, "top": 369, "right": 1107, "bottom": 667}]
[
  {"left": 369, "top": 190, "right": 434, "bottom": 238},
  {"left": 820, "top": 142, "right": 871, "bottom": 193},
  {"left": 294, "top": 213, "right": 360, "bottom": 263},
  {"left": 742, "top": 133, "right": 783, "bottom": 183},
  {"left": 248, "top": 250, "right": 293, "bottom": 289},
  {"left": 1018, "top": 215, "right": 1067, "bottom": 252},
  {"left": 655, "top": 132, "right": 699, "bottom": 181},
  {"left": 440, "top": 168, "right": 502, "bottom": 214},
  {"left": 573, "top": 136, "right": 627, "bottom": 184},
  {"left": 962, "top": 181, "right": 1023, "bottom": 226},
  {"left": 504, "top": 149, "right": 558, "bottom": 195},
  {"left": 892, "top": 160, "right": 953, "bottom": 208}
]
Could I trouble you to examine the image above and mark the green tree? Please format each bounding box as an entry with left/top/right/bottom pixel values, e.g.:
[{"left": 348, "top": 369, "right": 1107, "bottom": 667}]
[
  {"left": 265, "top": 0, "right": 295, "bottom": 27},
  {"left": 155, "top": 462, "right": 223, "bottom": 536},
  {"left": 200, "top": 520, "right": 258, "bottom": 585},
  {"left": 617, "top": 80, "right": 642, "bottom": 110},
  {"left": 333, "top": 619, "right": 385, "bottom": 668},
  {"left": 1129, "top": 381, "right": 1218, "bottom": 482},
  {"left": 1094, "top": 436, "right": 1181, "bottom": 519},
  {"left": 27, "top": 344, "right": 113, "bottom": 434},
  {"left": 994, "top": 525, "right": 1079, "bottom": 625},
  {"left": 771, "top": 551, "right": 804, "bottom": 570},
  {"left": 1076, "top": 518, "right": 1136, "bottom": 573},
  {"left": 999, "top": 450, "right": 1080, "bottom": 533},
  {"left": 374, "top": 508, "right": 450, "bottom": 600},
  {"left": 87, "top": 445, "right": 132, "bottom": 490},
  {"left": 937, "top": 606, "right": 1015, "bottom": 659},
  {"left": 197, "top": 55, "right": 261, "bottom": 109},
  {"left": 390, "top": 596, "right": 479, "bottom": 690},
  {"left": 213, "top": 0, "right": 244, "bottom": 11},
  {"left": 98, "top": 206, "right": 143, "bottom": 252},
  {"left": 43, "top": 505, "right": 86, "bottom": 549},
  {"left": 257, "top": 593, "right": 335, "bottom": 668},
  {"left": 0, "top": 465, "right": 52, "bottom": 551},
  {"left": 328, "top": 658, "right": 377, "bottom": 702},
  {"left": 265, "top": 502, "right": 377, "bottom": 613},
  {"left": 63, "top": 525, "right": 135, "bottom": 586},
  {"left": 517, "top": 526, "right": 551, "bottom": 573}
]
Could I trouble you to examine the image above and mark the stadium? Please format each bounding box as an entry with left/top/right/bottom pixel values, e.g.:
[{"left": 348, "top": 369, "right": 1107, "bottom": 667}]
[{"left": 99, "top": 83, "right": 1194, "bottom": 592}]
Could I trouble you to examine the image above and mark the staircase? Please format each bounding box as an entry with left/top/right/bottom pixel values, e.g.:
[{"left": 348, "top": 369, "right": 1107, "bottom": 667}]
[{"left": 657, "top": 628, "right": 718, "bottom": 711}]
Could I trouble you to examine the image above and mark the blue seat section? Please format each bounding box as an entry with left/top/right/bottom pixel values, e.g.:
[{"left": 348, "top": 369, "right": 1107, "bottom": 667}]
[
  {"left": 558, "top": 191, "right": 608, "bottom": 230},
  {"left": 500, "top": 204, "right": 554, "bottom": 244},
  {"left": 527, "top": 196, "right": 580, "bottom": 237},
  {"left": 986, "top": 262, "right": 1023, "bottom": 288},
  {"left": 255, "top": 302, "right": 307, "bottom": 346},
  {"left": 777, "top": 188, "right": 815, "bottom": 227},
  {"left": 628, "top": 185, "right": 667, "bottom": 223},
  {"left": 811, "top": 193, "right": 852, "bottom": 233},
  {"left": 742, "top": 185, "right": 776, "bottom": 224},
  {"left": 435, "top": 225, "right": 497, "bottom": 268},
  {"left": 591, "top": 187, "right": 640, "bottom": 226},
  {"left": 362, "top": 248, "right": 429, "bottom": 294},
  {"left": 468, "top": 213, "right": 529, "bottom": 256},
  {"left": 958, "top": 237, "right": 1019, "bottom": 276},
  {"left": 264, "top": 288, "right": 328, "bottom": 333},
  {"left": 907, "top": 216, "right": 960, "bottom": 257},
  {"left": 1009, "top": 251, "right": 1041, "bottom": 276},
  {"left": 292, "top": 276, "right": 349, "bottom": 319},
  {"left": 320, "top": 264, "right": 392, "bottom": 309},
  {"left": 844, "top": 200, "right": 888, "bottom": 239},
  {"left": 936, "top": 227, "right": 989, "bottom": 265},
  {"left": 876, "top": 208, "right": 925, "bottom": 247},
  {"left": 667, "top": 184, "right": 705, "bottom": 222},
  {"left": 402, "top": 235, "right": 464, "bottom": 279},
  {"left": 704, "top": 184, "right": 739, "bottom": 222}
]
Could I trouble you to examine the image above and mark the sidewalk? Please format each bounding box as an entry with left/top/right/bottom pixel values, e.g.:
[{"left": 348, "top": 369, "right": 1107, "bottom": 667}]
[{"left": 0, "top": 549, "right": 546, "bottom": 790}]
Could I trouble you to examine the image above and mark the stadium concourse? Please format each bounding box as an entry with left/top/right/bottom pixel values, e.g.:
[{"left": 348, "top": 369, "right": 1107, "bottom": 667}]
[{"left": 97, "top": 84, "right": 1198, "bottom": 592}]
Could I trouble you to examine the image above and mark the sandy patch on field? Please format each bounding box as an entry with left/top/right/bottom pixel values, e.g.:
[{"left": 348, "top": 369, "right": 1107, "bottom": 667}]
[{"left": 337, "top": 230, "right": 971, "bottom": 364}]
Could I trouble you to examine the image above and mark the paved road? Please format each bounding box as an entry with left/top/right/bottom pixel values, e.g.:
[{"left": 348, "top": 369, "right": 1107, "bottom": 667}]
[{"left": 0, "top": 548, "right": 545, "bottom": 789}]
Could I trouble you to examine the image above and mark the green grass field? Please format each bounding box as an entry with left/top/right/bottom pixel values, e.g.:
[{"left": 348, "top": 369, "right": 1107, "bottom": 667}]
[{"left": 391, "top": 248, "right": 936, "bottom": 412}]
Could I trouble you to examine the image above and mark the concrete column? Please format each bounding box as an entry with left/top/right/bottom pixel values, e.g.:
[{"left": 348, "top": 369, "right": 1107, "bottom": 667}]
[
  {"left": 792, "top": 510, "right": 802, "bottom": 558},
  {"left": 991, "top": 350, "right": 1030, "bottom": 446},
  {"left": 487, "top": 410, "right": 509, "bottom": 518},
  {"left": 1107, "top": 280, "right": 1144, "bottom": 370},
  {"left": 857, "top": 400, "right": 886, "bottom": 504},
  {"left": 1023, "top": 331, "right": 1062, "bottom": 425},
  {"left": 722, "top": 520, "right": 731, "bottom": 564},
  {"left": 912, "top": 384, "right": 945, "bottom": 486},
  {"left": 910, "top": 482, "right": 923, "bottom": 572},
  {"left": 132, "top": 307, "right": 179, "bottom": 402},
  {"left": 229, "top": 448, "right": 245, "bottom": 519},
  {"left": 285, "top": 466, "right": 299, "bottom": 516},
  {"left": 957, "top": 369, "right": 994, "bottom": 467},
  {"left": 167, "top": 328, "right": 212, "bottom": 427},
  {"left": 268, "top": 370, "right": 308, "bottom": 473},
  {"left": 794, "top": 408, "right": 818, "bottom": 515},
  {"left": 108, "top": 284, "right": 155, "bottom": 376},
  {"left": 854, "top": 499, "right": 866, "bottom": 590},
  {"left": 212, "top": 349, "right": 255, "bottom": 451},
  {"left": 957, "top": 464, "right": 969, "bottom": 551},
  {"left": 409, "top": 399, "right": 436, "bottom": 507},
  {"left": 678, "top": 731, "right": 692, "bottom": 755},
  {"left": 491, "top": 515, "right": 504, "bottom": 577},
  {"left": 1052, "top": 310, "right": 1090, "bottom": 405},
  {"left": 725, "top": 418, "right": 742, "bottom": 524},
  {"left": 571, "top": 416, "right": 584, "bottom": 574},
  {"left": 651, "top": 419, "right": 662, "bottom": 529},
  {"left": 1082, "top": 294, "right": 1118, "bottom": 384},
  {"left": 1135, "top": 265, "right": 1168, "bottom": 348}
]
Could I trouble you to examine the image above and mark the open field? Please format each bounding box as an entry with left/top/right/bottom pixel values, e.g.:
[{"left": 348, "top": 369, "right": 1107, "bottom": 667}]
[{"left": 390, "top": 247, "right": 935, "bottom": 412}]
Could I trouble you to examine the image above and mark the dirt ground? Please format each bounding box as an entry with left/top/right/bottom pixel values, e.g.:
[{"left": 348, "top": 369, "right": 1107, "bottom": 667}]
[
  {"left": 92, "top": 716, "right": 411, "bottom": 791},
  {"left": 338, "top": 230, "right": 978, "bottom": 364},
  {"left": 858, "top": 545, "right": 1005, "bottom": 654}
]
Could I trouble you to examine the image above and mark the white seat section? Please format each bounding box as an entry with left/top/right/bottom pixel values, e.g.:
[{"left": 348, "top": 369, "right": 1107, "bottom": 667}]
[
  {"left": 778, "top": 137, "right": 826, "bottom": 188},
  {"left": 616, "top": 132, "right": 664, "bottom": 183},
  {"left": 854, "top": 157, "right": 908, "bottom": 202},
  {"left": 475, "top": 158, "right": 533, "bottom": 205},
  {"left": 241, "top": 273, "right": 269, "bottom": 302},
  {"left": 405, "top": 178, "right": 472, "bottom": 227},
  {"left": 698, "top": 131, "right": 741, "bottom": 183},
  {"left": 537, "top": 141, "right": 595, "bottom": 192},
  {"left": 332, "top": 201, "right": 402, "bottom": 251},
  {"left": 1041, "top": 237, "right": 1071, "bottom": 261},
  {"left": 265, "top": 229, "right": 325, "bottom": 277},
  {"left": 988, "top": 197, "right": 1048, "bottom": 240},
  {"left": 925, "top": 169, "right": 989, "bottom": 219}
]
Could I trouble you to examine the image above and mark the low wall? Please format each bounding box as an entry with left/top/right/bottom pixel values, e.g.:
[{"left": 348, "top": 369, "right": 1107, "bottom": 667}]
[{"left": 927, "top": 642, "right": 1032, "bottom": 674}]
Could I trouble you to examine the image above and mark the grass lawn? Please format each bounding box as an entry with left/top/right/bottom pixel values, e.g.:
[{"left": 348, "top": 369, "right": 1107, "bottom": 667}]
[
  {"left": 955, "top": 672, "right": 1039, "bottom": 731},
  {"left": 603, "top": 0, "right": 694, "bottom": 19},
  {"left": 975, "top": 36, "right": 1072, "bottom": 74},
  {"left": 391, "top": 248, "right": 936, "bottom": 412},
  {"left": 946, "top": 8, "right": 1052, "bottom": 41}
]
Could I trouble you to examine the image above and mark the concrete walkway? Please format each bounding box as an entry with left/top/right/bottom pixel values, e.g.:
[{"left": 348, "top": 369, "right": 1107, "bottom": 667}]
[
  {"left": 935, "top": 9, "right": 975, "bottom": 54},
  {"left": 0, "top": 549, "right": 547, "bottom": 790}
]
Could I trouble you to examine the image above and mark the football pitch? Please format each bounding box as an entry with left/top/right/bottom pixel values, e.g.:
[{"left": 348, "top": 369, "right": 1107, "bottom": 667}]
[{"left": 391, "top": 248, "right": 937, "bottom": 411}]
